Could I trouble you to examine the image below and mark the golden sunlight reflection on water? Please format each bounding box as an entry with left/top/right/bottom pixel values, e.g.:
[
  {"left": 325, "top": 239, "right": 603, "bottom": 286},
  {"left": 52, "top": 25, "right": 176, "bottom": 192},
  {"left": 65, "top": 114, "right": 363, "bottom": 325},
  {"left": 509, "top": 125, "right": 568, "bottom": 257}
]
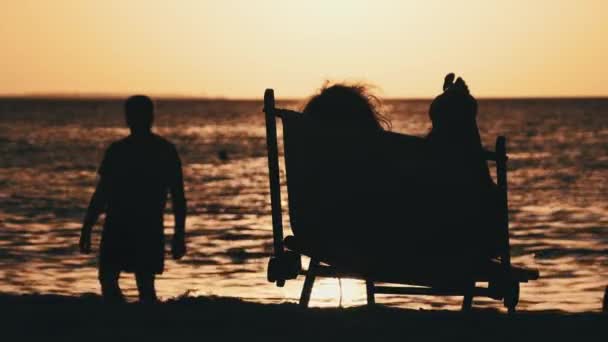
[{"left": 0, "top": 98, "right": 606, "bottom": 312}]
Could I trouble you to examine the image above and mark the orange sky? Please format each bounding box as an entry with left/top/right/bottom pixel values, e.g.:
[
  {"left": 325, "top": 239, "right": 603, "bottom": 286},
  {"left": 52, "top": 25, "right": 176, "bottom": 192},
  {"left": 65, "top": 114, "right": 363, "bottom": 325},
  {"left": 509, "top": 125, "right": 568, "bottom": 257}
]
[{"left": 1, "top": 0, "right": 607, "bottom": 98}]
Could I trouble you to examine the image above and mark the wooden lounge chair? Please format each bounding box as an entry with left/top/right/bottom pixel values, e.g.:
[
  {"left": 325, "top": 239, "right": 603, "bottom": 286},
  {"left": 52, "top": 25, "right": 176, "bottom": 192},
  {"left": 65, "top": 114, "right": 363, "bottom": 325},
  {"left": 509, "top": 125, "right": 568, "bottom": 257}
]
[{"left": 263, "top": 89, "right": 539, "bottom": 313}]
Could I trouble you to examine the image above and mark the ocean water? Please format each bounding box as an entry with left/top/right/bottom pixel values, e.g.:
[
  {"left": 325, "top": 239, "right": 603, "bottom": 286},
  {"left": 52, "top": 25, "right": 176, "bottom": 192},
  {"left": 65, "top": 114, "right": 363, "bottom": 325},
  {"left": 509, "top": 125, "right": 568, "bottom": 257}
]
[{"left": 0, "top": 97, "right": 606, "bottom": 312}]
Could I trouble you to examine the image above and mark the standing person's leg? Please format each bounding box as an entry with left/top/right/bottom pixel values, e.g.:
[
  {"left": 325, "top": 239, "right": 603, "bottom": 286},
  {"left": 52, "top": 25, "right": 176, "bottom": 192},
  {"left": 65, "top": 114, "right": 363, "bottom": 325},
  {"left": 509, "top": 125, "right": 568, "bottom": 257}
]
[
  {"left": 135, "top": 272, "right": 157, "bottom": 303},
  {"left": 98, "top": 268, "right": 125, "bottom": 303},
  {"left": 603, "top": 286, "right": 607, "bottom": 312}
]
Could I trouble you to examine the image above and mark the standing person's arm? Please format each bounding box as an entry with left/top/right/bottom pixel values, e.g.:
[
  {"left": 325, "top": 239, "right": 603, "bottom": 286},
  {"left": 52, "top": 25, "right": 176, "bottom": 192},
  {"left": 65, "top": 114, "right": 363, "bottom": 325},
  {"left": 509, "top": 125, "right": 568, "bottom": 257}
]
[
  {"left": 79, "top": 176, "right": 109, "bottom": 253},
  {"left": 80, "top": 146, "right": 113, "bottom": 254},
  {"left": 170, "top": 147, "right": 187, "bottom": 259}
]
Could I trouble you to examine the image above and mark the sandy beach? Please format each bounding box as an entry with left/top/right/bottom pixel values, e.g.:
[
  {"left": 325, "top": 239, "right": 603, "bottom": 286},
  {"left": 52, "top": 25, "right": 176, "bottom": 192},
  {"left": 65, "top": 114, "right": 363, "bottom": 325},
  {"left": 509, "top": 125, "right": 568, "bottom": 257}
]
[{"left": 1, "top": 294, "right": 605, "bottom": 341}]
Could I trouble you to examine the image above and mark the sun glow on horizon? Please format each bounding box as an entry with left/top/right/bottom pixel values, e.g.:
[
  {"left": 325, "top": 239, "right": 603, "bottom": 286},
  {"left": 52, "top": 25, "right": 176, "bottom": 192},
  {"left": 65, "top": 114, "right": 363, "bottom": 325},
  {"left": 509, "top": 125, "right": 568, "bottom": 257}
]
[{"left": 2, "top": 0, "right": 607, "bottom": 98}]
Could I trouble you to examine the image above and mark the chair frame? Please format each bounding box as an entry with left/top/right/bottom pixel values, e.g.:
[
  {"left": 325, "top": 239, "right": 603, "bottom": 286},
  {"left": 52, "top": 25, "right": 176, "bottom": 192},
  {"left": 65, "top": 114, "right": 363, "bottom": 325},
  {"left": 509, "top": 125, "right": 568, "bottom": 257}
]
[{"left": 263, "top": 88, "right": 536, "bottom": 313}]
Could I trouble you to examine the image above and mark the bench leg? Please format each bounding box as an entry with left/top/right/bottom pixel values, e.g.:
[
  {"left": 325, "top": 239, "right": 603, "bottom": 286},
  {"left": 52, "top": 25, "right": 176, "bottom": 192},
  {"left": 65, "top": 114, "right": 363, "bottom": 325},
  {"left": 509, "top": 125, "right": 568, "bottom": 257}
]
[
  {"left": 299, "top": 259, "right": 318, "bottom": 308},
  {"left": 504, "top": 281, "right": 519, "bottom": 314},
  {"left": 366, "top": 280, "right": 375, "bottom": 306},
  {"left": 461, "top": 282, "right": 475, "bottom": 311}
]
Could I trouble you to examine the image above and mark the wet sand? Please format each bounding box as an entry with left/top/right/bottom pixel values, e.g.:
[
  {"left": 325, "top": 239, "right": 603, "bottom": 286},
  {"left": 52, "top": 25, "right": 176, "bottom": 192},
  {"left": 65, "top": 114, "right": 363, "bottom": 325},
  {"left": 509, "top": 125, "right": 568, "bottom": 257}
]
[{"left": 1, "top": 294, "right": 605, "bottom": 341}]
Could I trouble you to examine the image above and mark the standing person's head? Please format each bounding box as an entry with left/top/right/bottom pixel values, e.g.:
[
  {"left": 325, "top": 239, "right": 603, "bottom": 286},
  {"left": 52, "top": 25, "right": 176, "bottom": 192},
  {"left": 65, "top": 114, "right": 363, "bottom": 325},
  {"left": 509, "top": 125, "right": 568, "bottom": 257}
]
[
  {"left": 125, "top": 95, "right": 154, "bottom": 134},
  {"left": 303, "top": 83, "right": 390, "bottom": 132}
]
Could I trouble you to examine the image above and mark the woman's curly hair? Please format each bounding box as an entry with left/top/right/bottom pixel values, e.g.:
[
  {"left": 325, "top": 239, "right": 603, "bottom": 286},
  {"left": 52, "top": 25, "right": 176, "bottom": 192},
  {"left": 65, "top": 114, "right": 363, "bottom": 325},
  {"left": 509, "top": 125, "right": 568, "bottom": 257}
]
[{"left": 302, "top": 82, "right": 391, "bottom": 131}]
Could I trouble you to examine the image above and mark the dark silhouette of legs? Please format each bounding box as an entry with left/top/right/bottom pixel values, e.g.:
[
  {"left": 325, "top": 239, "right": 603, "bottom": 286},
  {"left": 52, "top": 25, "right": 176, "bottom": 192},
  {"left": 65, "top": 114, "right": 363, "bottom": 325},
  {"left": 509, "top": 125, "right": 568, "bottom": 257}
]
[
  {"left": 99, "top": 269, "right": 125, "bottom": 303},
  {"left": 603, "top": 286, "right": 607, "bottom": 312},
  {"left": 135, "top": 272, "right": 157, "bottom": 303},
  {"left": 98, "top": 268, "right": 156, "bottom": 303}
]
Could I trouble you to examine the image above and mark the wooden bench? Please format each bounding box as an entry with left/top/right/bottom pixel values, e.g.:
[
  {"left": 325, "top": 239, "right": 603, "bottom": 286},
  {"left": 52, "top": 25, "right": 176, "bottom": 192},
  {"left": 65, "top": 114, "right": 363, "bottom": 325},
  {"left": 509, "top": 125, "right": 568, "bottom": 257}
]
[{"left": 263, "top": 89, "right": 539, "bottom": 313}]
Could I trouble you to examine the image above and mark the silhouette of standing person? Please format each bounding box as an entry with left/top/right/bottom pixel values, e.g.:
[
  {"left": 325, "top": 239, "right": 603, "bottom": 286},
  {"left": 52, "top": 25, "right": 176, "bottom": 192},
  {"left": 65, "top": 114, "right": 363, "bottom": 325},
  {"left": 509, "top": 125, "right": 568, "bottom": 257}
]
[{"left": 79, "top": 95, "right": 187, "bottom": 303}]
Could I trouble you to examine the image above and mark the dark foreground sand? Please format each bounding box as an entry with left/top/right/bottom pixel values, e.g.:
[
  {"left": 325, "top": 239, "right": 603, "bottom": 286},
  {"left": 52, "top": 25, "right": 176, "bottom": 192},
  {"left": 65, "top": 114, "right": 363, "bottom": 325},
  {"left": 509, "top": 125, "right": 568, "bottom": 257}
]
[{"left": 0, "top": 294, "right": 605, "bottom": 341}]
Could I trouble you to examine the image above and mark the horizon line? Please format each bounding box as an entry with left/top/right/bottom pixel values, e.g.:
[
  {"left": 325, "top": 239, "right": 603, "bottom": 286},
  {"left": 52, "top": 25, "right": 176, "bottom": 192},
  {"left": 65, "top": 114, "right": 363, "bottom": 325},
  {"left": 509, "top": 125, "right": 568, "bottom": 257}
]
[{"left": 1, "top": 93, "right": 607, "bottom": 102}]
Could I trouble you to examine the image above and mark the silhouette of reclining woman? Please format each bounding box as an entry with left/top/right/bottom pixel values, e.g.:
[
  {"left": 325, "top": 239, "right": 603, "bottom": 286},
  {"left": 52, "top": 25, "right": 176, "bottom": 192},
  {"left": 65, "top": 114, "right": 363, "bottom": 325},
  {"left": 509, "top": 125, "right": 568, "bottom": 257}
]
[
  {"left": 425, "top": 74, "right": 502, "bottom": 262},
  {"left": 283, "top": 76, "right": 502, "bottom": 279},
  {"left": 79, "top": 95, "right": 187, "bottom": 303}
]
